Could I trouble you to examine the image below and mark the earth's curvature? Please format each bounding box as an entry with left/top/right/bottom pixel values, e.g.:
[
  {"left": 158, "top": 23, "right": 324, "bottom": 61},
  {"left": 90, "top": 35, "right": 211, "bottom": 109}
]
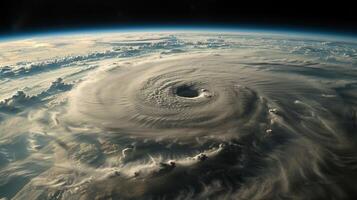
[{"left": 0, "top": 30, "right": 357, "bottom": 200}]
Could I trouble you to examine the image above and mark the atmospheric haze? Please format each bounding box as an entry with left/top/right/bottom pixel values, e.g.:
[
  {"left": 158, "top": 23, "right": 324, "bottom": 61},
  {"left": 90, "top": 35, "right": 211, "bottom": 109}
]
[{"left": 0, "top": 30, "right": 357, "bottom": 200}]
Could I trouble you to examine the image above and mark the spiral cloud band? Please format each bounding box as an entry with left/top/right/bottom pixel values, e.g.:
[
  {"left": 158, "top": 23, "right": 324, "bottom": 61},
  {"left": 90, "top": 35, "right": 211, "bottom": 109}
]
[{"left": 67, "top": 53, "right": 273, "bottom": 139}]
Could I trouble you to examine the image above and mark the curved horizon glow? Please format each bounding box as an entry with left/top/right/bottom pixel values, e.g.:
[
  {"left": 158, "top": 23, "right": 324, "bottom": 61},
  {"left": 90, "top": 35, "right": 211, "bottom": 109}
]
[{"left": 1, "top": 24, "right": 357, "bottom": 42}]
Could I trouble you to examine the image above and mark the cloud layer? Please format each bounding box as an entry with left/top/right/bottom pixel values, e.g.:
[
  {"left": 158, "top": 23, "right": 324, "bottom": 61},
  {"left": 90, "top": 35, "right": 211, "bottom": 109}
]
[{"left": 0, "top": 31, "right": 356, "bottom": 200}]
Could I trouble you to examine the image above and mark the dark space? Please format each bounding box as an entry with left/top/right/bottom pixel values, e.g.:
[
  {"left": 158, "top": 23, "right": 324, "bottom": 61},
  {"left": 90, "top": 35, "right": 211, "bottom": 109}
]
[{"left": 1, "top": 0, "right": 357, "bottom": 35}]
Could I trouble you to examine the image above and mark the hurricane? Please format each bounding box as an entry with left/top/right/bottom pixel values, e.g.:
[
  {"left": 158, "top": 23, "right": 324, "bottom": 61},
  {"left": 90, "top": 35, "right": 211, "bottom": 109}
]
[{"left": 0, "top": 31, "right": 357, "bottom": 200}]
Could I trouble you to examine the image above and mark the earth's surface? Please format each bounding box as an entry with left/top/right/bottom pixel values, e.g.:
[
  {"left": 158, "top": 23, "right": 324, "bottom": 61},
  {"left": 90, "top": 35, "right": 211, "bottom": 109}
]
[{"left": 0, "top": 30, "right": 357, "bottom": 200}]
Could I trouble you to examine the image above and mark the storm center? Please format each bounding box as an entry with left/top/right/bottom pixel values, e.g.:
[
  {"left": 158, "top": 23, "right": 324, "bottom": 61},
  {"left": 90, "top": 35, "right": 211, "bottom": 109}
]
[{"left": 176, "top": 85, "right": 200, "bottom": 98}]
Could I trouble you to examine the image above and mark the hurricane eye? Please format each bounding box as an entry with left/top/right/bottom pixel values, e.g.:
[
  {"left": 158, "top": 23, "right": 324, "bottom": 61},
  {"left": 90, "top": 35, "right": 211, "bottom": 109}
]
[{"left": 175, "top": 85, "right": 200, "bottom": 98}]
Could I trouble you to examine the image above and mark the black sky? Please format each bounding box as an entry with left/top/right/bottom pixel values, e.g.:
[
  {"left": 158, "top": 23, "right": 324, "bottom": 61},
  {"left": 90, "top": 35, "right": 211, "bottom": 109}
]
[{"left": 1, "top": 0, "right": 357, "bottom": 35}]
